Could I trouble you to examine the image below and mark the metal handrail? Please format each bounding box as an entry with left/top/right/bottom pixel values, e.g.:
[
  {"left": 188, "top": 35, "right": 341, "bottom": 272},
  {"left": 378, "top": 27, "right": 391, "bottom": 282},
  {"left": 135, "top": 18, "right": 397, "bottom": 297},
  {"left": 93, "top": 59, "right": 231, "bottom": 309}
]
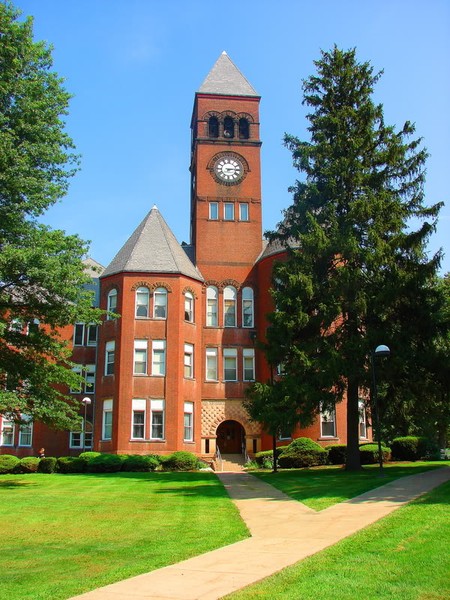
[{"left": 214, "top": 446, "right": 223, "bottom": 471}]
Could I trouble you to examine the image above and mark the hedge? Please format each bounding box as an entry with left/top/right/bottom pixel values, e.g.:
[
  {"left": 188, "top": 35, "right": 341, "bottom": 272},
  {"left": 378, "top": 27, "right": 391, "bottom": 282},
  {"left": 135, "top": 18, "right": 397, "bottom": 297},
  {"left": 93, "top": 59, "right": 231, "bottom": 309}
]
[
  {"left": 391, "top": 436, "right": 438, "bottom": 461},
  {"left": 278, "top": 438, "right": 327, "bottom": 468},
  {"left": 163, "top": 451, "right": 199, "bottom": 471},
  {"left": 121, "top": 454, "right": 159, "bottom": 472},
  {"left": 87, "top": 453, "right": 125, "bottom": 473},
  {"left": 359, "top": 443, "right": 391, "bottom": 464},
  {"left": 14, "top": 456, "right": 40, "bottom": 474},
  {"left": 0, "top": 454, "right": 20, "bottom": 474},
  {"left": 254, "top": 446, "right": 289, "bottom": 468},
  {"left": 326, "top": 444, "right": 347, "bottom": 465},
  {"left": 37, "top": 457, "right": 57, "bottom": 474},
  {"left": 57, "top": 456, "right": 86, "bottom": 473}
]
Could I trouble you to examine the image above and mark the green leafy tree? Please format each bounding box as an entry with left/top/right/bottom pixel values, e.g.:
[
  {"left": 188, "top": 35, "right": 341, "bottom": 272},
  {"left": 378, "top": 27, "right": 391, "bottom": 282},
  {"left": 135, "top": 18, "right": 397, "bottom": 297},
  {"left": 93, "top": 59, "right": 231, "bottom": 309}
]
[
  {"left": 0, "top": 3, "right": 101, "bottom": 428},
  {"left": 265, "top": 47, "right": 442, "bottom": 470}
]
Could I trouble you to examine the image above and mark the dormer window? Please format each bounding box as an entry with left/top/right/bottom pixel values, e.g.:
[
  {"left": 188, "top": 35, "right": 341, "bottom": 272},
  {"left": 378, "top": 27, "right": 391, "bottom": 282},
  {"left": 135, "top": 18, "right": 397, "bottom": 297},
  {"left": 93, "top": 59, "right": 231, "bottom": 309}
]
[
  {"left": 239, "top": 118, "right": 250, "bottom": 139},
  {"left": 208, "top": 116, "right": 219, "bottom": 138},
  {"left": 223, "top": 116, "right": 234, "bottom": 139}
]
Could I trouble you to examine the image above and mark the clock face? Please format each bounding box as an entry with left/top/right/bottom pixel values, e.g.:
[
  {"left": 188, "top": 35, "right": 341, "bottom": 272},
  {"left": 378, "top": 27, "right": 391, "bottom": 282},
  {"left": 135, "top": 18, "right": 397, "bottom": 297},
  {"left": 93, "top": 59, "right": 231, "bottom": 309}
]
[{"left": 214, "top": 156, "right": 243, "bottom": 183}]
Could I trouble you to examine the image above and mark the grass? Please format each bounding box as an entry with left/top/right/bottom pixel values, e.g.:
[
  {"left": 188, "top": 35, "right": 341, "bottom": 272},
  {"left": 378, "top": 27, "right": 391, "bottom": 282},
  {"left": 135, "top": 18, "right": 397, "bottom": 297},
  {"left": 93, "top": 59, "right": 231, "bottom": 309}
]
[
  {"left": 251, "top": 461, "right": 444, "bottom": 510},
  {"left": 225, "top": 477, "right": 450, "bottom": 600},
  {"left": 0, "top": 471, "right": 249, "bottom": 600}
]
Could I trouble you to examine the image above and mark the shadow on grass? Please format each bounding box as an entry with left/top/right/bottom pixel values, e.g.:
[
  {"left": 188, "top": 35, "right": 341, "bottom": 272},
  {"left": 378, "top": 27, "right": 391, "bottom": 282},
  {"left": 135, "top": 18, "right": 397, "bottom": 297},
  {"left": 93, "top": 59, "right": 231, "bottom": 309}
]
[{"left": 0, "top": 478, "right": 38, "bottom": 488}]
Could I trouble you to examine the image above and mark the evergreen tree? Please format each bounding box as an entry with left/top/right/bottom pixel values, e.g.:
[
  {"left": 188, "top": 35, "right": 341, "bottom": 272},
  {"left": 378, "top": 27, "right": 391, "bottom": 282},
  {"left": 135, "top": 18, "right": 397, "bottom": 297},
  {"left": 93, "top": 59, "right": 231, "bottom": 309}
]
[
  {"left": 266, "top": 47, "right": 442, "bottom": 470},
  {"left": 0, "top": 3, "right": 102, "bottom": 428}
]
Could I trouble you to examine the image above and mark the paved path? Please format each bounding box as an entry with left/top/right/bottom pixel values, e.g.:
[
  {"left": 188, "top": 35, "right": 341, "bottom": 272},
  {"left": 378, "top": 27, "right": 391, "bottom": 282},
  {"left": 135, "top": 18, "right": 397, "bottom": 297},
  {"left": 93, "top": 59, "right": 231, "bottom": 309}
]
[{"left": 70, "top": 467, "right": 450, "bottom": 600}]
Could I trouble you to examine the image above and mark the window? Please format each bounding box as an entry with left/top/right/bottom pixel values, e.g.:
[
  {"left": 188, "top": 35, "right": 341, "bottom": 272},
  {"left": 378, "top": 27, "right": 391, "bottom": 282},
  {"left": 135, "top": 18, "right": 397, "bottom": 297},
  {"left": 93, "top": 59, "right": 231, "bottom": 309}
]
[
  {"left": 224, "top": 286, "right": 237, "bottom": 327},
  {"left": 206, "top": 348, "right": 218, "bottom": 381},
  {"left": 359, "top": 401, "right": 368, "bottom": 438},
  {"left": 223, "top": 116, "right": 234, "bottom": 138},
  {"left": 224, "top": 202, "right": 234, "bottom": 221},
  {"left": 209, "top": 202, "right": 218, "bottom": 220},
  {"left": 102, "top": 400, "right": 113, "bottom": 440},
  {"left": 74, "top": 323, "right": 85, "bottom": 346},
  {"left": 132, "top": 399, "right": 146, "bottom": 439},
  {"left": 184, "top": 292, "right": 194, "bottom": 322},
  {"left": 184, "top": 402, "right": 194, "bottom": 442},
  {"left": 278, "top": 427, "right": 291, "bottom": 441},
  {"left": 239, "top": 203, "right": 249, "bottom": 221},
  {"left": 85, "top": 364, "right": 96, "bottom": 393},
  {"left": 150, "top": 399, "right": 164, "bottom": 439},
  {"left": 153, "top": 287, "right": 167, "bottom": 319},
  {"left": 242, "top": 287, "right": 254, "bottom": 328},
  {"left": 86, "top": 324, "right": 98, "bottom": 346},
  {"left": 223, "top": 348, "right": 238, "bottom": 381},
  {"left": 151, "top": 340, "right": 166, "bottom": 376},
  {"left": 107, "top": 289, "right": 117, "bottom": 319},
  {"left": 184, "top": 343, "right": 194, "bottom": 378},
  {"left": 238, "top": 118, "right": 250, "bottom": 139},
  {"left": 206, "top": 286, "right": 218, "bottom": 327},
  {"left": 321, "top": 407, "right": 336, "bottom": 437},
  {"left": 70, "top": 366, "right": 83, "bottom": 393},
  {"left": 70, "top": 419, "right": 92, "bottom": 449},
  {"left": 105, "top": 341, "right": 115, "bottom": 376},
  {"left": 243, "top": 348, "right": 255, "bottom": 381},
  {"left": 136, "top": 287, "right": 149, "bottom": 318},
  {"left": 18, "top": 415, "right": 33, "bottom": 447},
  {"left": 0, "top": 416, "right": 15, "bottom": 446},
  {"left": 208, "top": 116, "right": 219, "bottom": 138},
  {"left": 27, "top": 319, "right": 40, "bottom": 336},
  {"left": 134, "top": 340, "right": 148, "bottom": 375}
]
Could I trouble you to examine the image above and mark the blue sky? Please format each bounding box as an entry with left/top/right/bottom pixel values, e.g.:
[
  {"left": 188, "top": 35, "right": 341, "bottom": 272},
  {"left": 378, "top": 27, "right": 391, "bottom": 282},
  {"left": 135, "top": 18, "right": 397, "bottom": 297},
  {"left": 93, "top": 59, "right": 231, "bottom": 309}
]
[{"left": 15, "top": 0, "right": 450, "bottom": 274}]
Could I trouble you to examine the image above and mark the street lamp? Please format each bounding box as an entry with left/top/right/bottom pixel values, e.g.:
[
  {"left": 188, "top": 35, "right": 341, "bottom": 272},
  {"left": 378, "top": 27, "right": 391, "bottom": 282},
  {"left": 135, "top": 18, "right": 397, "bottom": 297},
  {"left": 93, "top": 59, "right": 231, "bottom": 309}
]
[
  {"left": 81, "top": 397, "right": 91, "bottom": 452},
  {"left": 371, "top": 345, "right": 391, "bottom": 473}
]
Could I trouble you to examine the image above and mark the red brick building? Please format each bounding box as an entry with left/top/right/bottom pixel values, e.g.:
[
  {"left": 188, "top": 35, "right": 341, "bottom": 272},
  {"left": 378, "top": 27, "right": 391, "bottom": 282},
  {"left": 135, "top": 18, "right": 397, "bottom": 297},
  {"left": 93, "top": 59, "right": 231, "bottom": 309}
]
[{"left": 1, "top": 53, "right": 370, "bottom": 460}]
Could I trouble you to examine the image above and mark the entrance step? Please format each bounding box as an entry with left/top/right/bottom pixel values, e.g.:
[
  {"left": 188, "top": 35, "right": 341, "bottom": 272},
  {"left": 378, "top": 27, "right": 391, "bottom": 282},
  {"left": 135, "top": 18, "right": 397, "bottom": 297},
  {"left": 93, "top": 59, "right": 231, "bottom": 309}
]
[{"left": 214, "top": 453, "right": 246, "bottom": 472}]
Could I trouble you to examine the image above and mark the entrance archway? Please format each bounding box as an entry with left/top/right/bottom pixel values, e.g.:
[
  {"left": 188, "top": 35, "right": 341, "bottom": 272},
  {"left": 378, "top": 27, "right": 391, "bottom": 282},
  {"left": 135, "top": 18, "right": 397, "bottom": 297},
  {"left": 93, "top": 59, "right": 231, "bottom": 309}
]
[{"left": 216, "top": 420, "right": 245, "bottom": 454}]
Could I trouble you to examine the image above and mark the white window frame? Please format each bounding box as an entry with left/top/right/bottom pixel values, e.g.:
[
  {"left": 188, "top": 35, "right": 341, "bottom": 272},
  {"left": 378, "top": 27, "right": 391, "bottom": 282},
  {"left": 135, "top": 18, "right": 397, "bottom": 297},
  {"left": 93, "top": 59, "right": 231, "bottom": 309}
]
[
  {"left": 224, "top": 202, "right": 234, "bottom": 221},
  {"left": 18, "top": 415, "right": 33, "bottom": 447},
  {"left": 84, "top": 364, "right": 96, "bottom": 394},
  {"left": 153, "top": 287, "right": 167, "bottom": 319},
  {"left": 107, "top": 289, "right": 117, "bottom": 319},
  {"left": 69, "top": 419, "right": 93, "bottom": 449},
  {"left": 134, "top": 340, "right": 148, "bottom": 375},
  {"left": 102, "top": 400, "right": 113, "bottom": 440},
  {"left": 73, "top": 323, "right": 85, "bottom": 346},
  {"left": 131, "top": 399, "right": 146, "bottom": 440},
  {"left": 86, "top": 324, "right": 98, "bottom": 346},
  {"left": 0, "top": 416, "right": 15, "bottom": 446},
  {"left": 209, "top": 202, "right": 218, "bottom": 220},
  {"left": 70, "top": 366, "right": 83, "bottom": 393},
  {"left": 320, "top": 406, "right": 336, "bottom": 438},
  {"left": 223, "top": 348, "right": 238, "bottom": 381},
  {"left": 105, "top": 341, "right": 115, "bottom": 376},
  {"left": 206, "top": 286, "right": 218, "bottom": 327},
  {"left": 239, "top": 202, "right": 249, "bottom": 221},
  {"left": 359, "top": 401, "right": 368, "bottom": 439},
  {"left": 184, "top": 292, "right": 194, "bottom": 322},
  {"left": 224, "top": 286, "right": 237, "bottom": 327},
  {"left": 242, "top": 287, "right": 254, "bottom": 328},
  {"left": 152, "top": 340, "right": 166, "bottom": 376},
  {"left": 184, "top": 343, "right": 194, "bottom": 379},
  {"left": 150, "top": 399, "right": 164, "bottom": 440},
  {"left": 243, "top": 348, "right": 255, "bottom": 381},
  {"left": 184, "top": 402, "right": 194, "bottom": 442},
  {"left": 136, "top": 287, "right": 150, "bottom": 318},
  {"left": 206, "top": 347, "right": 218, "bottom": 381}
]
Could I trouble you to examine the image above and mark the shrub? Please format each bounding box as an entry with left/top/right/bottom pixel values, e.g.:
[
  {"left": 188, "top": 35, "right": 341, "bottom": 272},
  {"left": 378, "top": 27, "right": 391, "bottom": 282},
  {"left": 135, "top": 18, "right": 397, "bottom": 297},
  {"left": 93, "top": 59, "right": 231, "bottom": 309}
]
[
  {"left": 326, "top": 444, "right": 347, "bottom": 465},
  {"left": 38, "top": 457, "right": 57, "bottom": 474},
  {"left": 87, "top": 453, "right": 125, "bottom": 473},
  {"left": 57, "top": 456, "right": 86, "bottom": 473},
  {"left": 278, "top": 438, "right": 327, "bottom": 469},
  {"left": 359, "top": 443, "right": 391, "bottom": 465},
  {"left": 391, "top": 436, "right": 438, "bottom": 461},
  {"left": 121, "top": 454, "right": 159, "bottom": 472},
  {"left": 78, "top": 451, "right": 102, "bottom": 466},
  {"left": 163, "top": 451, "right": 199, "bottom": 471},
  {"left": 254, "top": 446, "right": 289, "bottom": 468},
  {"left": 15, "top": 456, "right": 40, "bottom": 473},
  {"left": 0, "top": 454, "right": 20, "bottom": 474}
]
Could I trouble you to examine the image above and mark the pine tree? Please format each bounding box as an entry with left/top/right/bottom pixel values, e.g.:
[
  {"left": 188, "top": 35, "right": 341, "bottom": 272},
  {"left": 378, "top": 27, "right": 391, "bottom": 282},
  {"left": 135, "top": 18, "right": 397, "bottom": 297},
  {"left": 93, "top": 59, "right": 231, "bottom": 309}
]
[{"left": 266, "top": 47, "right": 442, "bottom": 470}]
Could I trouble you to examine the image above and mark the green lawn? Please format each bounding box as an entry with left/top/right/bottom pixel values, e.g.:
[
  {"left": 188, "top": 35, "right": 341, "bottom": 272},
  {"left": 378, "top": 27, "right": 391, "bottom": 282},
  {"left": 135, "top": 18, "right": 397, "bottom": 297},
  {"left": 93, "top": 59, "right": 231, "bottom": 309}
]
[
  {"left": 226, "top": 477, "right": 450, "bottom": 600},
  {"left": 252, "top": 462, "right": 444, "bottom": 510},
  {"left": 0, "top": 471, "right": 249, "bottom": 600}
]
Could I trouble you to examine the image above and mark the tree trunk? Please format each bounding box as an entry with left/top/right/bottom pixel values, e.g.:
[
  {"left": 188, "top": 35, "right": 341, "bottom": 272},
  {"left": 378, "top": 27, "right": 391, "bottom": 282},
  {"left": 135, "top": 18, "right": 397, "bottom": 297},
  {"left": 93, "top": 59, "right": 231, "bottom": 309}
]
[{"left": 345, "top": 377, "right": 362, "bottom": 470}]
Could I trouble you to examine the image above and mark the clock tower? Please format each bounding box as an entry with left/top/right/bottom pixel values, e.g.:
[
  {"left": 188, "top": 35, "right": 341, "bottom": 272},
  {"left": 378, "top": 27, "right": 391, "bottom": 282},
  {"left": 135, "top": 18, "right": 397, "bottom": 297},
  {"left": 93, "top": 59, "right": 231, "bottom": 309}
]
[{"left": 190, "top": 52, "right": 263, "bottom": 281}]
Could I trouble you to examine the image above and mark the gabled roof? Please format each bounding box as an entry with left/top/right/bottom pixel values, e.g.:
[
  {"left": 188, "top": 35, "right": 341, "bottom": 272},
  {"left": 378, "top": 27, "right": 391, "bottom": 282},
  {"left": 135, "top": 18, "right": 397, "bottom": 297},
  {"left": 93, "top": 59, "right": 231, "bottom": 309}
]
[
  {"left": 101, "top": 206, "right": 203, "bottom": 281},
  {"left": 198, "top": 51, "right": 259, "bottom": 97}
]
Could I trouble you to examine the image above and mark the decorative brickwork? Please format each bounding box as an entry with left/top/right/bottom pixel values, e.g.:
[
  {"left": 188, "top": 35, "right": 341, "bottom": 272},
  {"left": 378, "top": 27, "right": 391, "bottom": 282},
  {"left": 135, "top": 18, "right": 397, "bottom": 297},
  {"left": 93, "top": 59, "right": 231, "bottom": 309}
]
[{"left": 201, "top": 399, "right": 262, "bottom": 438}]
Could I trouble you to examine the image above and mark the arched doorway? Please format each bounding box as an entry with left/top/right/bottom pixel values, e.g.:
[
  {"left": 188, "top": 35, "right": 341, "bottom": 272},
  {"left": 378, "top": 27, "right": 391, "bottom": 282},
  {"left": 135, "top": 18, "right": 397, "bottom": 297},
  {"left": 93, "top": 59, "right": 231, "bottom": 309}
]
[{"left": 216, "top": 420, "right": 245, "bottom": 454}]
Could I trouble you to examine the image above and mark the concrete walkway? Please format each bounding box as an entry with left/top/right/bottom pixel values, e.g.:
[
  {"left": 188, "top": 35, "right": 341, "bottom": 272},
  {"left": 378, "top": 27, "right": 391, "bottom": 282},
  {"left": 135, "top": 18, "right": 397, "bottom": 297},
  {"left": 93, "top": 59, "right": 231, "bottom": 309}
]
[{"left": 70, "top": 466, "right": 450, "bottom": 600}]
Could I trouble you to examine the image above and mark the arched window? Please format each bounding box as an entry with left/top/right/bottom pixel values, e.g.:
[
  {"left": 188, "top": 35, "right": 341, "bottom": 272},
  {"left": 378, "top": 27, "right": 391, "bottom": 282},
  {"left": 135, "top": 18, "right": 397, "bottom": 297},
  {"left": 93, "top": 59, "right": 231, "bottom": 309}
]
[
  {"left": 224, "top": 286, "right": 237, "bottom": 327},
  {"left": 242, "top": 287, "right": 254, "bottom": 328},
  {"left": 223, "top": 116, "right": 234, "bottom": 139},
  {"left": 107, "top": 289, "right": 117, "bottom": 320},
  {"left": 136, "top": 287, "right": 149, "bottom": 318},
  {"left": 208, "top": 116, "right": 219, "bottom": 138},
  {"left": 238, "top": 118, "right": 250, "bottom": 139},
  {"left": 206, "top": 286, "right": 218, "bottom": 327},
  {"left": 184, "top": 291, "right": 194, "bottom": 322},
  {"left": 153, "top": 287, "right": 167, "bottom": 319}
]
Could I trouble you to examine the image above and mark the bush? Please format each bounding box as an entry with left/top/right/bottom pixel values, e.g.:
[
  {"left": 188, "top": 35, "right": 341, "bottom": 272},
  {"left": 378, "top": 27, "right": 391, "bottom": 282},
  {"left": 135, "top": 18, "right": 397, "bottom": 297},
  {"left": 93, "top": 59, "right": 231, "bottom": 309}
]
[
  {"left": 38, "top": 457, "right": 57, "bottom": 474},
  {"left": 326, "top": 444, "right": 347, "bottom": 465},
  {"left": 87, "top": 453, "right": 125, "bottom": 473},
  {"left": 78, "top": 451, "right": 102, "bottom": 466},
  {"left": 121, "top": 454, "right": 159, "bottom": 472},
  {"left": 163, "top": 451, "right": 199, "bottom": 471},
  {"left": 254, "top": 446, "right": 289, "bottom": 468},
  {"left": 15, "top": 456, "right": 40, "bottom": 473},
  {"left": 391, "top": 436, "right": 438, "bottom": 461},
  {"left": 0, "top": 454, "right": 20, "bottom": 474},
  {"left": 359, "top": 443, "right": 391, "bottom": 465},
  {"left": 278, "top": 438, "right": 327, "bottom": 469},
  {"left": 57, "top": 456, "right": 86, "bottom": 474}
]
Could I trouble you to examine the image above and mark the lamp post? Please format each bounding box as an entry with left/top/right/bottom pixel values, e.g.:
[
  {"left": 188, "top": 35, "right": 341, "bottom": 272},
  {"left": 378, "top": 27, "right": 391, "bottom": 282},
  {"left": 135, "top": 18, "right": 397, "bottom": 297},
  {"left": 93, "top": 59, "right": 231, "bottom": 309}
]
[
  {"left": 371, "top": 345, "right": 390, "bottom": 473},
  {"left": 81, "top": 397, "right": 91, "bottom": 452}
]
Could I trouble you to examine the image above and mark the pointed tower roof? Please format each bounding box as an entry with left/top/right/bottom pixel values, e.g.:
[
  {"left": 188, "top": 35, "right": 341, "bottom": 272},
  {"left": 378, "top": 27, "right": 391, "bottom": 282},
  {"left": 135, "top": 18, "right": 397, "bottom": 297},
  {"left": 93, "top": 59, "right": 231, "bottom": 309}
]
[
  {"left": 198, "top": 51, "right": 259, "bottom": 97},
  {"left": 101, "top": 206, "right": 203, "bottom": 281}
]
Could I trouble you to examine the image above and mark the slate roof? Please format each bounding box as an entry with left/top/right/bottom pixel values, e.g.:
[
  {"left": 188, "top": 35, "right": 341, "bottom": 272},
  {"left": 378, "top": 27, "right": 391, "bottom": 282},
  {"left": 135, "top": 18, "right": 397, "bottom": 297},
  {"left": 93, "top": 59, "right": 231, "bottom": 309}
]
[
  {"left": 101, "top": 206, "right": 203, "bottom": 281},
  {"left": 198, "top": 51, "right": 259, "bottom": 97}
]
